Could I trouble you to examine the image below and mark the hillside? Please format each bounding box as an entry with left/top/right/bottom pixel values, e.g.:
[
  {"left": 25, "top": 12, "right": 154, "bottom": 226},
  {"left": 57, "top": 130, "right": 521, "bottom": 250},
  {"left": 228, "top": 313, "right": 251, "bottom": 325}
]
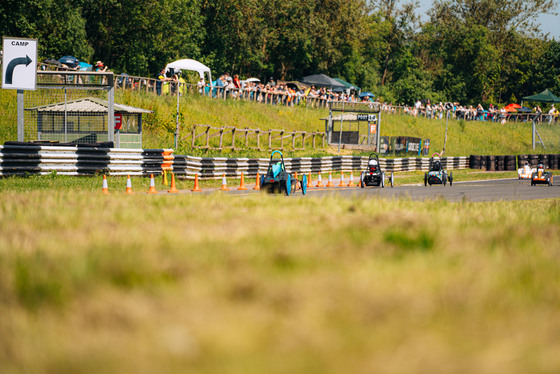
[{"left": 1, "top": 89, "right": 558, "bottom": 157}]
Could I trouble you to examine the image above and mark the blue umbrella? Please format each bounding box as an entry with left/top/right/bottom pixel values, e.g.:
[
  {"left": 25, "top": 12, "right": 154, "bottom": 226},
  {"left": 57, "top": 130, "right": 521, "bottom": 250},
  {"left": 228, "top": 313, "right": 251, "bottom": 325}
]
[
  {"left": 359, "top": 92, "right": 375, "bottom": 98},
  {"left": 59, "top": 55, "right": 79, "bottom": 68}
]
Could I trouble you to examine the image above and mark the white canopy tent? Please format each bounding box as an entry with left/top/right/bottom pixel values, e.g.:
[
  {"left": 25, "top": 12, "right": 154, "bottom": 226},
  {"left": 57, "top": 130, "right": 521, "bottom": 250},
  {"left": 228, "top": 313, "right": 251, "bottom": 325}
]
[{"left": 164, "top": 59, "right": 212, "bottom": 84}]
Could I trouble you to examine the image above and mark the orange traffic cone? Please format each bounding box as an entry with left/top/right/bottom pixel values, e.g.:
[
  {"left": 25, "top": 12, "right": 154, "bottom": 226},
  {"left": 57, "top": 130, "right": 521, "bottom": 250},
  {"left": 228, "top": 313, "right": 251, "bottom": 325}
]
[
  {"left": 238, "top": 172, "right": 248, "bottom": 191},
  {"left": 102, "top": 174, "right": 110, "bottom": 195},
  {"left": 326, "top": 172, "right": 334, "bottom": 187},
  {"left": 307, "top": 172, "right": 312, "bottom": 188},
  {"left": 294, "top": 172, "right": 300, "bottom": 190},
  {"left": 168, "top": 172, "right": 179, "bottom": 193},
  {"left": 253, "top": 172, "right": 261, "bottom": 190},
  {"left": 148, "top": 174, "right": 158, "bottom": 194},
  {"left": 125, "top": 175, "right": 134, "bottom": 194},
  {"left": 348, "top": 171, "right": 356, "bottom": 187},
  {"left": 316, "top": 173, "right": 324, "bottom": 187},
  {"left": 220, "top": 173, "right": 230, "bottom": 191},
  {"left": 191, "top": 173, "right": 202, "bottom": 192},
  {"left": 338, "top": 172, "right": 345, "bottom": 187}
]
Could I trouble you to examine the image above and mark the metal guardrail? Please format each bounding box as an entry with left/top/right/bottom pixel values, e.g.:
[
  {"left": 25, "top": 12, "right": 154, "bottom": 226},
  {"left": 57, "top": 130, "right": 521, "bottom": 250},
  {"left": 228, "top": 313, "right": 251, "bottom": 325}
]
[
  {"left": 0, "top": 143, "right": 467, "bottom": 178},
  {"left": 172, "top": 155, "right": 469, "bottom": 179},
  {"left": 0, "top": 144, "right": 173, "bottom": 176}
]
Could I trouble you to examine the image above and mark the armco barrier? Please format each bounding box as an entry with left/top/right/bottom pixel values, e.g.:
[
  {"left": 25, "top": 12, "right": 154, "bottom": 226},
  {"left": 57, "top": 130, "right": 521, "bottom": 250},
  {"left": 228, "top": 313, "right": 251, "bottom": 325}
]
[
  {"left": 0, "top": 144, "right": 173, "bottom": 176},
  {"left": 0, "top": 144, "right": 468, "bottom": 178},
  {"left": 172, "top": 155, "right": 468, "bottom": 179}
]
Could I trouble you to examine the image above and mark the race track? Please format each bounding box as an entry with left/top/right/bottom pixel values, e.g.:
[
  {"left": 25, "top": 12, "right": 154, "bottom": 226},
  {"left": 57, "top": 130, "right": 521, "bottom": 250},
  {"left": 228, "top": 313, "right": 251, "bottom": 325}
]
[
  {"left": 303, "top": 178, "right": 560, "bottom": 202},
  {"left": 227, "top": 178, "right": 560, "bottom": 202}
]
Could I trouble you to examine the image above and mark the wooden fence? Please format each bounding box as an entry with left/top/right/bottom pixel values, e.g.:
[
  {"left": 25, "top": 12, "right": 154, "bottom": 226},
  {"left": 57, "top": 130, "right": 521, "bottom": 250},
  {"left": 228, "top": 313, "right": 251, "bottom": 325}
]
[{"left": 181, "top": 124, "right": 326, "bottom": 151}]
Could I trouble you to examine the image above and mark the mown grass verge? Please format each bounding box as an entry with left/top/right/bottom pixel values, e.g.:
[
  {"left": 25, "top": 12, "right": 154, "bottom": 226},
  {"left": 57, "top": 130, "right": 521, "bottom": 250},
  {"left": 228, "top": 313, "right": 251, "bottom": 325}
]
[
  {"left": 1, "top": 190, "right": 560, "bottom": 374},
  {"left": 0, "top": 169, "right": 522, "bottom": 192}
]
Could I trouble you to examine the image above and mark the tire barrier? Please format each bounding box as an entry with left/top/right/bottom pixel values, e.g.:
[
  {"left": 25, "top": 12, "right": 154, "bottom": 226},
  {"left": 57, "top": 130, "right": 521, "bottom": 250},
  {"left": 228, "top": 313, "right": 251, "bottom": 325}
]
[
  {"left": 14, "top": 143, "right": 556, "bottom": 179},
  {"left": 528, "top": 154, "right": 540, "bottom": 167},
  {"left": 0, "top": 143, "right": 173, "bottom": 176},
  {"left": 514, "top": 154, "right": 560, "bottom": 170},
  {"left": 171, "top": 155, "right": 469, "bottom": 179},
  {"left": 470, "top": 154, "right": 560, "bottom": 171},
  {"left": 550, "top": 154, "right": 559, "bottom": 170}
]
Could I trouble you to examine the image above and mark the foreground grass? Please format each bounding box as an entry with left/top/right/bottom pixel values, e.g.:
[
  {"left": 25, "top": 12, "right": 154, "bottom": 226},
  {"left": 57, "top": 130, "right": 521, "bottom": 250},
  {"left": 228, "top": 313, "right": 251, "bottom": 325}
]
[{"left": 1, "top": 188, "right": 560, "bottom": 374}]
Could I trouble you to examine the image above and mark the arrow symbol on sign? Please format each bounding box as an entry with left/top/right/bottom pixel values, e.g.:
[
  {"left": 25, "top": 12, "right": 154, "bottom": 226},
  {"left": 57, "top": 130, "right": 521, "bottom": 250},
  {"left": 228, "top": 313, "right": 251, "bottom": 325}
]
[{"left": 5, "top": 55, "right": 33, "bottom": 84}]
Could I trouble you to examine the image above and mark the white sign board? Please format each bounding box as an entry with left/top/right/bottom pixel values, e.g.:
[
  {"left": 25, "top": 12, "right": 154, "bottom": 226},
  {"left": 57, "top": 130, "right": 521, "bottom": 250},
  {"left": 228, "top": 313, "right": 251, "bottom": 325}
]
[
  {"left": 357, "top": 114, "right": 377, "bottom": 122},
  {"left": 2, "top": 36, "right": 38, "bottom": 90}
]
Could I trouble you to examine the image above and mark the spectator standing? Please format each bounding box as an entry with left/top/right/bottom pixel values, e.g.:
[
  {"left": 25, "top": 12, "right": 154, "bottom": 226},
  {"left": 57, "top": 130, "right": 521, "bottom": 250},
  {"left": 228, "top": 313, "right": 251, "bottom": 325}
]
[
  {"left": 414, "top": 99, "right": 422, "bottom": 117},
  {"left": 157, "top": 69, "right": 171, "bottom": 95},
  {"left": 476, "top": 104, "right": 484, "bottom": 121},
  {"left": 426, "top": 101, "right": 432, "bottom": 119},
  {"left": 534, "top": 105, "right": 542, "bottom": 123},
  {"left": 197, "top": 78, "right": 205, "bottom": 95},
  {"left": 548, "top": 104, "right": 558, "bottom": 124},
  {"left": 499, "top": 107, "right": 507, "bottom": 124},
  {"left": 268, "top": 77, "right": 276, "bottom": 87},
  {"left": 233, "top": 74, "right": 241, "bottom": 89},
  {"left": 94, "top": 61, "right": 108, "bottom": 72}
]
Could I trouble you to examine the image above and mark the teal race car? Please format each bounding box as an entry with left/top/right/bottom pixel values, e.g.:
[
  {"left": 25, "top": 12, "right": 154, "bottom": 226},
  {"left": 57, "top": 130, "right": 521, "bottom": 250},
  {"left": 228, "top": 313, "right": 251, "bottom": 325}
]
[
  {"left": 261, "top": 151, "right": 307, "bottom": 195},
  {"left": 424, "top": 152, "right": 453, "bottom": 186}
]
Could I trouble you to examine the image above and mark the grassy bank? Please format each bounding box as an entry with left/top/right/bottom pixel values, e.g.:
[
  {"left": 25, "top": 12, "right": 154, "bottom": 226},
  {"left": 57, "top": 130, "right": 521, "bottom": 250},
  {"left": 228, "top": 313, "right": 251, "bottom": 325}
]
[
  {"left": 2, "top": 88, "right": 559, "bottom": 156},
  {"left": 1, "top": 190, "right": 559, "bottom": 374}
]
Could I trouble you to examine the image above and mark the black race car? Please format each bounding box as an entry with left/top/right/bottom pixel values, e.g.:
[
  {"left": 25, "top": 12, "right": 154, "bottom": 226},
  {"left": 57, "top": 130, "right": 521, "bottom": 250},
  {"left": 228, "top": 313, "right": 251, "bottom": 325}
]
[
  {"left": 360, "top": 153, "right": 393, "bottom": 188},
  {"left": 531, "top": 163, "right": 553, "bottom": 186}
]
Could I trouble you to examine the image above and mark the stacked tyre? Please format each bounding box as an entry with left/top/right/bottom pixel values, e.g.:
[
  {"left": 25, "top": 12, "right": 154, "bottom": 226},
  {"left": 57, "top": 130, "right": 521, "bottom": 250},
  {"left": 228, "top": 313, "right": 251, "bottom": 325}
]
[
  {"left": 539, "top": 154, "right": 548, "bottom": 168},
  {"left": 480, "top": 155, "right": 487, "bottom": 170},
  {"left": 528, "top": 154, "right": 539, "bottom": 167},
  {"left": 469, "top": 155, "right": 482, "bottom": 169},
  {"left": 517, "top": 155, "right": 529, "bottom": 168},
  {"left": 504, "top": 155, "right": 516, "bottom": 171},
  {"left": 486, "top": 155, "right": 496, "bottom": 171},
  {"left": 496, "top": 155, "right": 505, "bottom": 171},
  {"left": 549, "top": 154, "right": 559, "bottom": 170}
]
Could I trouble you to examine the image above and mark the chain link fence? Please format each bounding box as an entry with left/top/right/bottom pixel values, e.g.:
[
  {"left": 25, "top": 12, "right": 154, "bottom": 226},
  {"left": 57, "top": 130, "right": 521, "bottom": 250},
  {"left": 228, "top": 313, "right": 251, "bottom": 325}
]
[{"left": 19, "top": 71, "right": 115, "bottom": 145}]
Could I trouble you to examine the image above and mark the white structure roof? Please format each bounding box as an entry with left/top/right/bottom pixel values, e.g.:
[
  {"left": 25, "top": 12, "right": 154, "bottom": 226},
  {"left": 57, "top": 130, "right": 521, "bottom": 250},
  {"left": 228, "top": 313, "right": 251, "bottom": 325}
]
[
  {"left": 164, "top": 59, "right": 212, "bottom": 82},
  {"left": 25, "top": 97, "right": 153, "bottom": 114}
]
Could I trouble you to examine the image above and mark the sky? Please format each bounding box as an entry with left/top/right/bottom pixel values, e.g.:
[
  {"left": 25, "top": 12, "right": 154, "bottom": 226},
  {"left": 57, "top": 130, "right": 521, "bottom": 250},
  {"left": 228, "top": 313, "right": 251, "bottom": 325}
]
[{"left": 415, "top": 0, "right": 560, "bottom": 39}]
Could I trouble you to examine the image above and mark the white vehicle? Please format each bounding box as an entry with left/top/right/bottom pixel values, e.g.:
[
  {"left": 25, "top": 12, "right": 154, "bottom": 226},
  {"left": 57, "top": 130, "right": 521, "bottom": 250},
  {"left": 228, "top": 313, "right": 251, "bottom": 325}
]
[{"left": 518, "top": 162, "right": 535, "bottom": 179}]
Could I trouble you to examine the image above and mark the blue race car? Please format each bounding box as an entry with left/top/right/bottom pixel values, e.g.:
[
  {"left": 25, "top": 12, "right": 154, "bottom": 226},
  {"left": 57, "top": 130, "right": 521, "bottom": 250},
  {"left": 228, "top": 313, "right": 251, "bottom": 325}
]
[
  {"left": 424, "top": 153, "right": 453, "bottom": 186},
  {"left": 261, "top": 151, "right": 307, "bottom": 195}
]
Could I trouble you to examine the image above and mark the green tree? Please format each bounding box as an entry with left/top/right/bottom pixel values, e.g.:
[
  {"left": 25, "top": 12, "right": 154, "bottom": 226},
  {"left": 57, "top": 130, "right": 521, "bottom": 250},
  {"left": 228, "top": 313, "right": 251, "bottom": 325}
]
[
  {"left": 419, "top": 0, "right": 558, "bottom": 103},
  {"left": 83, "top": 0, "right": 204, "bottom": 77},
  {"left": 532, "top": 39, "right": 560, "bottom": 95},
  {"left": 0, "top": 0, "right": 92, "bottom": 61}
]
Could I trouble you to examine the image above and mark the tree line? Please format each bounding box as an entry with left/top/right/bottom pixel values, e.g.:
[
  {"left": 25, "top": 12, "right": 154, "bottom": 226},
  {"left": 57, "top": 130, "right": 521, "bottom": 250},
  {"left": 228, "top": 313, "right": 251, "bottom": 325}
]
[{"left": 1, "top": 0, "right": 559, "bottom": 105}]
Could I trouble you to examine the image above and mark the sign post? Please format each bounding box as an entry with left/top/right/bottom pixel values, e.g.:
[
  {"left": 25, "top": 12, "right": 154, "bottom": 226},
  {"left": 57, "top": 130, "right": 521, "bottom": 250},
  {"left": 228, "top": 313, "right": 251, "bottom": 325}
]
[
  {"left": 2, "top": 37, "right": 38, "bottom": 91},
  {"left": 3, "top": 37, "right": 38, "bottom": 142}
]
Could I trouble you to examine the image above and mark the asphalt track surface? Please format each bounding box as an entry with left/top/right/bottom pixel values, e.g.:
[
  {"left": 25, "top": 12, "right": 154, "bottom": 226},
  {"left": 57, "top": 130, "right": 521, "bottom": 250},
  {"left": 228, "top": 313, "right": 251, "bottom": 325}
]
[{"left": 227, "top": 178, "right": 560, "bottom": 202}]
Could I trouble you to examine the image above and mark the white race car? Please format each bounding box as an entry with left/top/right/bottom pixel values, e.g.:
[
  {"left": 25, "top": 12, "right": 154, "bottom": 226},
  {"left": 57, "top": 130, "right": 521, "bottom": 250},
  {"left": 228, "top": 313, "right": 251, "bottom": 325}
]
[{"left": 518, "top": 162, "right": 536, "bottom": 179}]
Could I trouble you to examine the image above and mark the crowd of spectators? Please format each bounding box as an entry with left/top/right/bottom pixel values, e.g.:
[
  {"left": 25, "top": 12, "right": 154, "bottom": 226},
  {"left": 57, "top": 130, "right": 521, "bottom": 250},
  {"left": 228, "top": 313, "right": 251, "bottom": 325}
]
[
  {"left": 181, "top": 72, "right": 373, "bottom": 105},
  {"left": 197, "top": 73, "right": 560, "bottom": 124},
  {"left": 399, "top": 99, "right": 559, "bottom": 124}
]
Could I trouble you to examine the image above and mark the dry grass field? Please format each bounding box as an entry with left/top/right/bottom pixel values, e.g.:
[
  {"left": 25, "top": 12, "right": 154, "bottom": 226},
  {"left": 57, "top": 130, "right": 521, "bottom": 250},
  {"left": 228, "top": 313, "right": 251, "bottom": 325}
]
[{"left": 1, "top": 181, "right": 560, "bottom": 374}]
